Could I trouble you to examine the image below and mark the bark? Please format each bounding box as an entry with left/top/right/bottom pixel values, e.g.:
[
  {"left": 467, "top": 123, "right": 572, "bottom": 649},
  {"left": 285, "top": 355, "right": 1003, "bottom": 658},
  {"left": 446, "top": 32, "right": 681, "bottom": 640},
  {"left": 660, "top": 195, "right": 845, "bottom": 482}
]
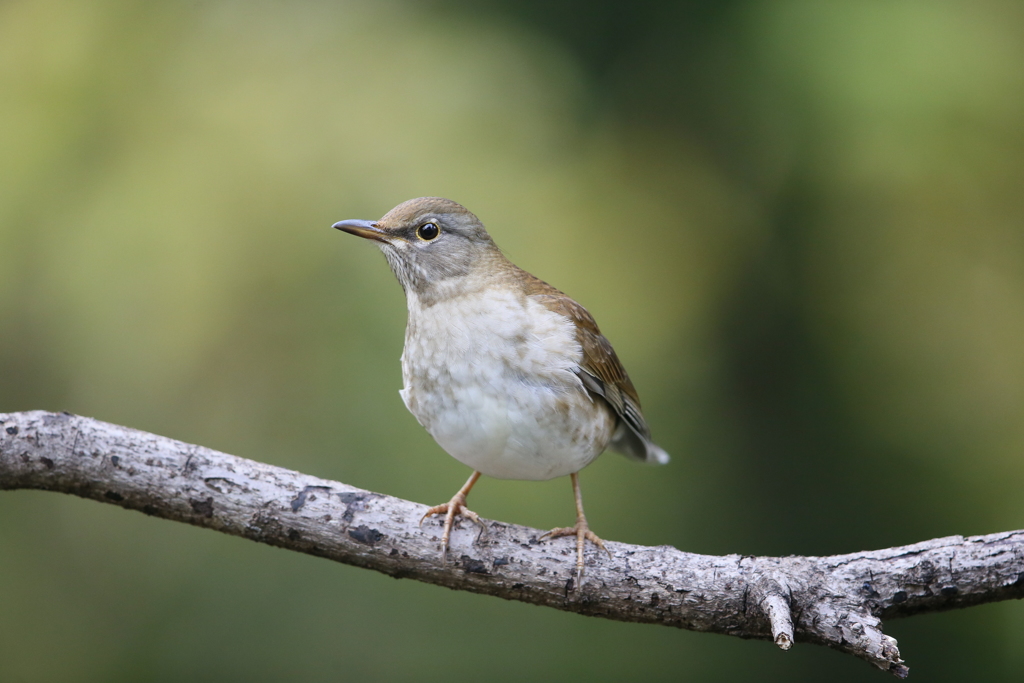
[{"left": 2, "top": 410, "right": 1022, "bottom": 677}]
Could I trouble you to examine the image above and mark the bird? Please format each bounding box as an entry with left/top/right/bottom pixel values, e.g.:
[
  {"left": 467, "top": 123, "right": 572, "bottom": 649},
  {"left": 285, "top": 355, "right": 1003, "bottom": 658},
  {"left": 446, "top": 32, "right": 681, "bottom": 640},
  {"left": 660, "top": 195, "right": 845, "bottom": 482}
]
[{"left": 333, "top": 197, "right": 668, "bottom": 583}]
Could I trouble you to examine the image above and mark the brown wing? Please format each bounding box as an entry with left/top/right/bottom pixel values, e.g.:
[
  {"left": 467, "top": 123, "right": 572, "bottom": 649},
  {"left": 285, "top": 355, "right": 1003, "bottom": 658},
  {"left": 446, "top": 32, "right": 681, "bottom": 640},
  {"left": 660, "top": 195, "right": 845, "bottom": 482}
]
[{"left": 518, "top": 267, "right": 668, "bottom": 464}]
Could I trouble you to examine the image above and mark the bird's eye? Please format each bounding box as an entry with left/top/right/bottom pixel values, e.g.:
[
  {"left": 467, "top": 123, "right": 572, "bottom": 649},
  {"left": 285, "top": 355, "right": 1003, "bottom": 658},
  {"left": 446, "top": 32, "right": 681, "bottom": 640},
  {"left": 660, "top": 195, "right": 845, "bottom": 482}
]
[{"left": 417, "top": 222, "right": 440, "bottom": 241}]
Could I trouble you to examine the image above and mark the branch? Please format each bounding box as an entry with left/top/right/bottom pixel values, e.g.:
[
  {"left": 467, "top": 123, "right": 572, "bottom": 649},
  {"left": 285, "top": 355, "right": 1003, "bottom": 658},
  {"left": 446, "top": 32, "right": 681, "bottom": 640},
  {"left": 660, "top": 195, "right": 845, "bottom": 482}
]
[{"left": 2, "top": 411, "right": 1022, "bottom": 677}]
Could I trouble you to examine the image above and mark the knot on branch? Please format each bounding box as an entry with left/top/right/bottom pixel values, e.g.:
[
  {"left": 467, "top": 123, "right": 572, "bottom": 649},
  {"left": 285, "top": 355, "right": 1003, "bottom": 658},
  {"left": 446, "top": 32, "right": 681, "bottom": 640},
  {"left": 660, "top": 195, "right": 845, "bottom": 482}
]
[
  {"left": 829, "top": 610, "right": 907, "bottom": 678},
  {"left": 749, "top": 567, "right": 907, "bottom": 677},
  {"left": 800, "top": 565, "right": 908, "bottom": 678}
]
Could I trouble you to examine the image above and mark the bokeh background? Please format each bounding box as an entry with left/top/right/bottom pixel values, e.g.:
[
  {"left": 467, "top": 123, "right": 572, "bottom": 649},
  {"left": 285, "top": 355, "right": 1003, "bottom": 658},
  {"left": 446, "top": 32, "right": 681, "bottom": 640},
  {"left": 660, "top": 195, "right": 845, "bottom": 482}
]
[{"left": 2, "top": 0, "right": 1023, "bottom": 680}]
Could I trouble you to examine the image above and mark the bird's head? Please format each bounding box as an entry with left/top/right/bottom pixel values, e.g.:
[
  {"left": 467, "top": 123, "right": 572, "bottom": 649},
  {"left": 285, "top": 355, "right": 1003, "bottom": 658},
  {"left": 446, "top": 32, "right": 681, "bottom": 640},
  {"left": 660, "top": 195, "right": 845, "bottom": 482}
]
[{"left": 334, "top": 197, "right": 502, "bottom": 301}]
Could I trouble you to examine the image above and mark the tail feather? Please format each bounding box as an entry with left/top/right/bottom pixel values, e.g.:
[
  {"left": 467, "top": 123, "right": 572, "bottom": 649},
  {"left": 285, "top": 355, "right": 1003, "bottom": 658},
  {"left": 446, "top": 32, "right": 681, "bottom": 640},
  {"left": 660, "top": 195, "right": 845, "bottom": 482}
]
[
  {"left": 645, "top": 441, "right": 671, "bottom": 465},
  {"left": 608, "top": 422, "right": 670, "bottom": 465}
]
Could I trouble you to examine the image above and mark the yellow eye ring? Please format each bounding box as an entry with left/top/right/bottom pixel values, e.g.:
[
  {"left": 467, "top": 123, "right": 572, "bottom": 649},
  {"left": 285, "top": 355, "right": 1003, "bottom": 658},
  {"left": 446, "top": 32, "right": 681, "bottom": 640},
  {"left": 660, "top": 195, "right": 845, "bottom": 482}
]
[{"left": 416, "top": 222, "right": 440, "bottom": 241}]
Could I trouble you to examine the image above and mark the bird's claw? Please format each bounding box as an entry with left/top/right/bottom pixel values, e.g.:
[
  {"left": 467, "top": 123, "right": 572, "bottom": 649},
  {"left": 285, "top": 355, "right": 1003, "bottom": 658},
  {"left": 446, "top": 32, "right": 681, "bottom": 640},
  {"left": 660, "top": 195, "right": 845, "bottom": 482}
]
[
  {"left": 540, "top": 521, "right": 611, "bottom": 585},
  {"left": 420, "top": 496, "right": 485, "bottom": 558}
]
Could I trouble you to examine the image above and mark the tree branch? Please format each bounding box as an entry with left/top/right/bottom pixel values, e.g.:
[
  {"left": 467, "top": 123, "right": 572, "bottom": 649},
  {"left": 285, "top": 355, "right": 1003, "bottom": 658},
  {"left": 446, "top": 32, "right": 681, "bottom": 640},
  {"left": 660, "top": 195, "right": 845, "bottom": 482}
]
[{"left": 2, "top": 411, "right": 1022, "bottom": 677}]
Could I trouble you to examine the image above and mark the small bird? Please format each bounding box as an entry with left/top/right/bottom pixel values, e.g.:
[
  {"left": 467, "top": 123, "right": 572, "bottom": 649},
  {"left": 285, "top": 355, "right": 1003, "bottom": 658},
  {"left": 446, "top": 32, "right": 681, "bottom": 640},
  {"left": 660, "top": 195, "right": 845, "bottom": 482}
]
[{"left": 334, "top": 197, "right": 668, "bottom": 581}]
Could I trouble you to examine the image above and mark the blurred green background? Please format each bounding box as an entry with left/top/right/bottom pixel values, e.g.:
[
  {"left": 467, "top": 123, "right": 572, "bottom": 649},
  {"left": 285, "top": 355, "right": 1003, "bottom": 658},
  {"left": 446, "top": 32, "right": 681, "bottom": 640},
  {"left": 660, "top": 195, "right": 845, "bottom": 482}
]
[{"left": 2, "top": 0, "right": 1023, "bottom": 680}]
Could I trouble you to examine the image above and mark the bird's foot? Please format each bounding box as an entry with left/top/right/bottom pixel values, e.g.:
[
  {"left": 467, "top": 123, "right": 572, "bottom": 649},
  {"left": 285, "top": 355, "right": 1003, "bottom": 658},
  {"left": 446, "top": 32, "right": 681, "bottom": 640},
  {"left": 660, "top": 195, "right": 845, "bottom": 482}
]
[
  {"left": 419, "top": 493, "right": 485, "bottom": 560},
  {"left": 540, "top": 519, "right": 612, "bottom": 586}
]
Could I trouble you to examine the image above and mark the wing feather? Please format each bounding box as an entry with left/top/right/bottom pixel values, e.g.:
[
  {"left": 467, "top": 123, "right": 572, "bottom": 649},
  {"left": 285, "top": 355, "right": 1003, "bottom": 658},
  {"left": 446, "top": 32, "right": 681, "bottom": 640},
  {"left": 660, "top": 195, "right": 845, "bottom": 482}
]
[{"left": 517, "top": 267, "right": 668, "bottom": 465}]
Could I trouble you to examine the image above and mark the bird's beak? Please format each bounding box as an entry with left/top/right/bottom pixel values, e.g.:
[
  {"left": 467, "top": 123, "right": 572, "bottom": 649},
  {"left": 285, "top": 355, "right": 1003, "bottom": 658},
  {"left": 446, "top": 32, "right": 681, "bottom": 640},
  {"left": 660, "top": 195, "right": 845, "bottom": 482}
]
[{"left": 333, "top": 219, "right": 389, "bottom": 243}]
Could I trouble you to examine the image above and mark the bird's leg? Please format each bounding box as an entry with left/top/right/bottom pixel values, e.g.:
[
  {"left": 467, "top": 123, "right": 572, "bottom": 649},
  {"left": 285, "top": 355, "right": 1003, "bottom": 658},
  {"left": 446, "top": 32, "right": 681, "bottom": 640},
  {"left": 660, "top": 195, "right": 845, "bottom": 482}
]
[
  {"left": 540, "top": 472, "right": 611, "bottom": 584},
  {"left": 419, "top": 470, "right": 486, "bottom": 559}
]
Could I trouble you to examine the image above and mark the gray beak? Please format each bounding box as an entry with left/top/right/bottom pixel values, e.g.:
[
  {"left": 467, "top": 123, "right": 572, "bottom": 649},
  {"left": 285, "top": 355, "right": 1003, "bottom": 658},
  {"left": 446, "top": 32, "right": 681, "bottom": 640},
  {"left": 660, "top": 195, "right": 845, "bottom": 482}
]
[{"left": 333, "top": 219, "right": 389, "bottom": 243}]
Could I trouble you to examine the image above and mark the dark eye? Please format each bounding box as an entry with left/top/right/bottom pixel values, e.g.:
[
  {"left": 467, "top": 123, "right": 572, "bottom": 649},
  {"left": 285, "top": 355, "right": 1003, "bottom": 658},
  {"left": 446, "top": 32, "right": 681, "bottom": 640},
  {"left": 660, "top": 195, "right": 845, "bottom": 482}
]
[{"left": 417, "top": 222, "right": 440, "bottom": 241}]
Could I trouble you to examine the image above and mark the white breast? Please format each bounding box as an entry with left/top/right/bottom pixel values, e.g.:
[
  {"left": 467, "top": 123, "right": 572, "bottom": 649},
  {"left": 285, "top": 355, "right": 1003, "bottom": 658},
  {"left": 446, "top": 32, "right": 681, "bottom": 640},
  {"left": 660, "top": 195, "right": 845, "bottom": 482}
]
[{"left": 399, "top": 287, "right": 614, "bottom": 480}]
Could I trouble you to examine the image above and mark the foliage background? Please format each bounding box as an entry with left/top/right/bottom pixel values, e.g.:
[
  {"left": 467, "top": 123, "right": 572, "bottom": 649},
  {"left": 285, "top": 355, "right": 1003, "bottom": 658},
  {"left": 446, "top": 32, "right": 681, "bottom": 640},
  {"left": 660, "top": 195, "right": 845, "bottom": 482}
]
[{"left": 2, "top": 0, "right": 1023, "bottom": 680}]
